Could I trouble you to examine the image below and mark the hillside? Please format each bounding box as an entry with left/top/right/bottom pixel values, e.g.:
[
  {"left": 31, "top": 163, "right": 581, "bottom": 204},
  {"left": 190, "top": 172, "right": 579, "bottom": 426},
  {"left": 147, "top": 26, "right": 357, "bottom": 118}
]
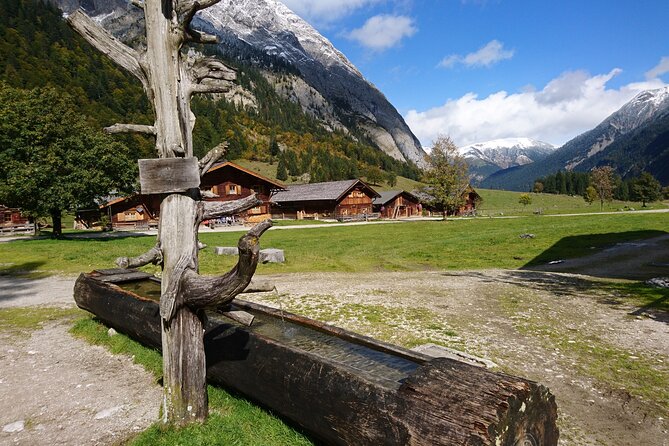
[
  {"left": 1, "top": 0, "right": 421, "bottom": 184},
  {"left": 482, "top": 88, "right": 669, "bottom": 190}
]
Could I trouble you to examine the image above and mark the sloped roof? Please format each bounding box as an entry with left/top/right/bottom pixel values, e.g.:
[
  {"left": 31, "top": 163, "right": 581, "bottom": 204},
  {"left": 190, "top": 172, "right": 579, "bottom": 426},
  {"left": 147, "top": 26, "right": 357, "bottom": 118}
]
[
  {"left": 272, "top": 179, "right": 380, "bottom": 203},
  {"left": 372, "top": 190, "right": 419, "bottom": 206},
  {"left": 206, "top": 161, "right": 286, "bottom": 190}
]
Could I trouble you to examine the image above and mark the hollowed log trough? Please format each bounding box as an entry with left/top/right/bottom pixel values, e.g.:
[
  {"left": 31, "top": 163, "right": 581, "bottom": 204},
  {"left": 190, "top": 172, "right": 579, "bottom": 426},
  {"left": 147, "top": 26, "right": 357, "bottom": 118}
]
[{"left": 74, "top": 270, "right": 559, "bottom": 445}]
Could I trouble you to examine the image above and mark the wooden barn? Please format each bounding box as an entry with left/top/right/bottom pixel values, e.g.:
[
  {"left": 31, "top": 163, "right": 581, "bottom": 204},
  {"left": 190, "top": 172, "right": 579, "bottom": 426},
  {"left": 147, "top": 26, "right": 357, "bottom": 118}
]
[
  {"left": 458, "top": 186, "right": 482, "bottom": 216},
  {"left": 97, "top": 195, "right": 163, "bottom": 230},
  {"left": 0, "top": 205, "right": 31, "bottom": 233},
  {"left": 201, "top": 161, "right": 286, "bottom": 223},
  {"left": 271, "top": 179, "right": 380, "bottom": 220},
  {"left": 372, "top": 191, "right": 422, "bottom": 219},
  {"left": 414, "top": 185, "right": 482, "bottom": 217}
]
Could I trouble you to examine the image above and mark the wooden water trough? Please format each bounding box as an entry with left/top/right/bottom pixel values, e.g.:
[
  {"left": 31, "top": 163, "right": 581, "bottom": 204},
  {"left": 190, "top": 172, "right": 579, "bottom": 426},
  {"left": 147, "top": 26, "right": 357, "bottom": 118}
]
[{"left": 74, "top": 270, "right": 559, "bottom": 445}]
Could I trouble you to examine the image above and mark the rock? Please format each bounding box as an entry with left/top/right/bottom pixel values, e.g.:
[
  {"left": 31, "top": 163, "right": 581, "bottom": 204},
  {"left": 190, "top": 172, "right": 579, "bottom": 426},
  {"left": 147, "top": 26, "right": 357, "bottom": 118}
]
[
  {"left": 214, "top": 246, "right": 238, "bottom": 256},
  {"left": 3, "top": 420, "right": 25, "bottom": 433},
  {"left": 107, "top": 328, "right": 117, "bottom": 337},
  {"left": 94, "top": 405, "right": 124, "bottom": 420},
  {"left": 519, "top": 233, "right": 535, "bottom": 239},
  {"left": 646, "top": 277, "right": 669, "bottom": 288},
  {"left": 259, "top": 248, "right": 285, "bottom": 264}
]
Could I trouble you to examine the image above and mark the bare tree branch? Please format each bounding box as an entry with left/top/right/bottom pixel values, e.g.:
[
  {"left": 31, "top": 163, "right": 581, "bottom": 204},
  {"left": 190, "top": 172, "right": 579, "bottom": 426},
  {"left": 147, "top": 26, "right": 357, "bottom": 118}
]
[
  {"left": 116, "top": 243, "right": 163, "bottom": 269},
  {"left": 67, "top": 11, "right": 149, "bottom": 91},
  {"left": 104, "top": 124, "right": 157, "bottom": 135},
  {"left": 186, "top": 29, "right": 219, "bottom": 44},
  {"left": 188, "top": 57, "right": 236, "bottom": 95},
  {"left": 181, "top": 220, "right": 272, "bottom": 309},
  {"left": 130, "top": 0, "right": 144, "bottom": 8},
  {"left": 201, "top": 194, "right": 261, "bottom": 220},
  {"left": 199, "top": 142, "right": 228, "bottom": 176}
]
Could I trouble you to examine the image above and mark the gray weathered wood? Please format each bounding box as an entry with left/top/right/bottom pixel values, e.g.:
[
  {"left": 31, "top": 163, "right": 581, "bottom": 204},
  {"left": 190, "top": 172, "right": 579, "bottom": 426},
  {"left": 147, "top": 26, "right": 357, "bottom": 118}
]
[
  {"left": 219, "top": 310, "right": 255, "bottom": 326},
  {"left": 68, "top": 0, "right": 271, "bottom": 427},
  {"left": 139, "top": 158, "right": 201, "bottom": 195},
  {"left": 116, "top": 243, "right": 162, "bottom": 269},
  {"left": 181, "top": 220, "right": 272, "bottom": 309},
  {"left": 105, "top": 123, "right": 157, "bottom": 135},
  {"left": 201, "top": 194, "right": 261, "bottom": 220}
]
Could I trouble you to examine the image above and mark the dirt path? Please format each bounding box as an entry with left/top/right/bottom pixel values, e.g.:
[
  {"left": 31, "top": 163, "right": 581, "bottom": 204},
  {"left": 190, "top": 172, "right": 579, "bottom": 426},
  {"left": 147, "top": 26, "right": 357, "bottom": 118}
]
[{"left": 0, "top": 277, "right": 161, "bottom": 446}]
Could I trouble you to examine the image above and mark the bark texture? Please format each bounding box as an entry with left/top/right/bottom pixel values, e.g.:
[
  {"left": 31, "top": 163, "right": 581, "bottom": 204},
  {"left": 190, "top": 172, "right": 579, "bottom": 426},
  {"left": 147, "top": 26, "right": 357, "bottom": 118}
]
[
  {"left": 74, "top": 272, "right": 560, "bottom": 446},
  {"left": 68, "top": 0, "right": 261, "bottom": 426}
]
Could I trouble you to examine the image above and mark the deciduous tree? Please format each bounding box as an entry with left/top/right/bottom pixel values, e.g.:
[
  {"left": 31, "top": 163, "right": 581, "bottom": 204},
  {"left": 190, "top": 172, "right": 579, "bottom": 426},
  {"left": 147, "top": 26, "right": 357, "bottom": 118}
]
[
  {"left": 631, "top": 172, "right": 662, "bottom": 207},
  {"left": 518, "top": 193, "right": 532, "bottom": 207},
  {"left": 0, "top": 83, "right": 136, "bottom": 236},
  {"left": 589, "top": 166, "right": 614, "bottom": 210},
  {"left": 420, "top": 136, "right": 470, "bottom": 219}
]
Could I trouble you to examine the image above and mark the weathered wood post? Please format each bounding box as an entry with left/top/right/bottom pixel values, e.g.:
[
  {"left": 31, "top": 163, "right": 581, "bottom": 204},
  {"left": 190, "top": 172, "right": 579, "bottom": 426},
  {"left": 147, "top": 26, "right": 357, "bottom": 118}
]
[{"left": 68, "top": 0, "right": 270, "bottom": 425}]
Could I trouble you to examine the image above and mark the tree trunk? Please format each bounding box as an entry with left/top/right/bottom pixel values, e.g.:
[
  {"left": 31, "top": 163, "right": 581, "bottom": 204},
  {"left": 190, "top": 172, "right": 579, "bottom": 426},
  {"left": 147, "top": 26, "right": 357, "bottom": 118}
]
[
  {"left": 159, "top": 193, "right": 208, "bottom": 423},
  {"left": 50, "top": 209, "right": 62, "bottom": 238}
]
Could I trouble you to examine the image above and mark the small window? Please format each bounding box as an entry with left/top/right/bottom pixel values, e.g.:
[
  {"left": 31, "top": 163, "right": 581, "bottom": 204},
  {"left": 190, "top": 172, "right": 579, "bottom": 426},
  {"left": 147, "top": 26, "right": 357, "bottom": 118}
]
[
  {"left": 227, "top": 184, "right": 240, "bottom": 195},
  {"left": 4, "top": 213, "right": 12, "bottom": 223}
]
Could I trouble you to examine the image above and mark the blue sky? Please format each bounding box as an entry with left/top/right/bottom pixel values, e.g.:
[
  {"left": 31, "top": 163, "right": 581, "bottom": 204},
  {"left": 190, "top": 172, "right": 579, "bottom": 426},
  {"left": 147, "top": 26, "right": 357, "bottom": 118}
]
[{"left": 279, "top": 0, "right": 669, "bottom": 148}]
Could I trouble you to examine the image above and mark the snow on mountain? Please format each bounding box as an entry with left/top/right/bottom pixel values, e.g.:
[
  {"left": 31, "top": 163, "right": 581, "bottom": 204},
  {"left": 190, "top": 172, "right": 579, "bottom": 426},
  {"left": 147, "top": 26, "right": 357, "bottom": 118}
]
[
  {"left": 459, "top": 138, "right": 556, "bottom": 168},
  {"left": 481, "top": 86, "right": 669, "bottom": 191},
  {"left": 193, "top": 0, "right": 426, "bottom": 165},
  {"left": 563, "top": 86, "right": 669, "bottom": 170}
]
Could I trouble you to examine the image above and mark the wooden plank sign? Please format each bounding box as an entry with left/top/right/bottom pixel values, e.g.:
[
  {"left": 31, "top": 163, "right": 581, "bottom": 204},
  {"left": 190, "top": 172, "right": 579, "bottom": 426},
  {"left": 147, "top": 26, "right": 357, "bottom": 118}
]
[{"left": 139, "top": 157, "right": 200, "bottom": 194}]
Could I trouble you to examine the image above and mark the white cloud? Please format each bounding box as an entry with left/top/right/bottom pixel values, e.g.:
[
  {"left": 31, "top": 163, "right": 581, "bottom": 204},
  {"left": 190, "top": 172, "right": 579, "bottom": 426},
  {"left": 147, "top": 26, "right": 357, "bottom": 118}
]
[
  {"left": 345, "top": 14, "right": 417, "bottom": 51},
  {"left": 439, "top": 40, "right": 514, "bottom": 69},
  {"left": 405, "top": 69, "right": 668, "bottom": 148},
  {"left": 280, "top": 0, "right": 384, "bottom": 24},
  {"left": 646, "top": 56, "right": 669, "bottom": 80}
]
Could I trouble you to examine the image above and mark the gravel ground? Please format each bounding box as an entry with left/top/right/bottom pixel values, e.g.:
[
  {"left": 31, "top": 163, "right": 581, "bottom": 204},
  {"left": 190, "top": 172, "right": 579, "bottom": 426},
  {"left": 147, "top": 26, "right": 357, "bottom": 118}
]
[{"left": 0, "top": 277, "right": 161, "bottom": 446}]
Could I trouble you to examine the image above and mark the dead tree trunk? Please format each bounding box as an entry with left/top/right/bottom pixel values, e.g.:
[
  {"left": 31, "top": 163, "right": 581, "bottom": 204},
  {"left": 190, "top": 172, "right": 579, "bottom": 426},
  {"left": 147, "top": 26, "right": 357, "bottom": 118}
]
[{"left": 68, "top": 0, "right": 261, "bottom": 426}]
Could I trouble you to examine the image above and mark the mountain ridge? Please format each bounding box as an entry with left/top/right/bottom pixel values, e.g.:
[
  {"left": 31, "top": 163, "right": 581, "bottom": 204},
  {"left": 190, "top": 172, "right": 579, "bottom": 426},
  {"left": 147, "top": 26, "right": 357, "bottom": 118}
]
[
  {"left": 481, "top": 87, "right": 669, "bottom": 190},
  {"left": 459, "top": 137, "right": 556, "bottom": 184},
  {"left": 53, "top": 0, "right": 426, "bottom": 167}
]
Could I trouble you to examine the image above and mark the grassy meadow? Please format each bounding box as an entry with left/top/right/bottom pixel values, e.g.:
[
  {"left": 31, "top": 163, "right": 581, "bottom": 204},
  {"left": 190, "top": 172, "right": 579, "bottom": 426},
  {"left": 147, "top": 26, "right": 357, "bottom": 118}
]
[{"left": 2, "top": 211, "right": 667, "bottom": 277}]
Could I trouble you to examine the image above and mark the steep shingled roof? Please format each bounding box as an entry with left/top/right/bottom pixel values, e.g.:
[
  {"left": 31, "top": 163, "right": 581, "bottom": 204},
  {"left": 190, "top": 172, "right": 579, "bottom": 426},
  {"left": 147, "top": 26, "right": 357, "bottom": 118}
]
[{"left": 272, "top": 179, "right": 379, "bottom": 203}]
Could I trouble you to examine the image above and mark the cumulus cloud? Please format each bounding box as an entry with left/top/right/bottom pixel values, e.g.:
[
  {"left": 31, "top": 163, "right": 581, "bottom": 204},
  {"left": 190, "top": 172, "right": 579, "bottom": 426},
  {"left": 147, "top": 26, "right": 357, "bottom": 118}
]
[
  {"left": 280, "top": 0, "right": 384, "bottom": 24},
  {"left": 646, "top": 56, "right": 669, "bottom": 80},
  {"left": 405, "top": 69, "right": 668, "bottom": 148},
  {"left": 345, "top": 14, "right": 417, "bottom": 51},
  {"left": 439, "top": 40, "right": 514, "bottom": 69}
]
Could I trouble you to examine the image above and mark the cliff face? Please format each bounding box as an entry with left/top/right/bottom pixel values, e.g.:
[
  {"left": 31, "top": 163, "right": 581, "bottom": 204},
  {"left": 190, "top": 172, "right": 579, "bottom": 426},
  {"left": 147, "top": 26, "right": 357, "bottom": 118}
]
[{"left": 53, "top": 0, "right": 426, "bottom": 167}]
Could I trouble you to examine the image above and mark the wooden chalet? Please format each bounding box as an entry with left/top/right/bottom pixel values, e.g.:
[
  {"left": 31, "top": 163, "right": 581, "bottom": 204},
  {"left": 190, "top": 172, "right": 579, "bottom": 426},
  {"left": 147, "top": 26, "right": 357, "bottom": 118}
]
[
  {"left": 458, "top": 186, "right": 482, "bottom": 216},
  {"left": 79, "top": 162, "right": 285, "bottom": 230},
  {"left": 0, "top": 205, "right": 31, "bottom": 233},
  {"left": 201, "top": 161, "right": 286, "bottom": 223},
  {"left": 271, "top": 179, "right": 380, "bottom": 220},
  {"left": 372, "top": 190, "right": 422, "bottom": 219},
  {"left": 414, "top": 185, "right": 482, "bottom": 217},
  {"left": 97, "top": 194, "right": 162, "bottom": 230}
]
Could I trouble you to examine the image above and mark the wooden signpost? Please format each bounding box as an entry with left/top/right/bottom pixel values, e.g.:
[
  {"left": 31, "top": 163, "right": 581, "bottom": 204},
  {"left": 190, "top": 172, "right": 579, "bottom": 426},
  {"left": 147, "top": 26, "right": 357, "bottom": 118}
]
[{"left": 68, "top": 0, "right": 270, "bottom": 425}]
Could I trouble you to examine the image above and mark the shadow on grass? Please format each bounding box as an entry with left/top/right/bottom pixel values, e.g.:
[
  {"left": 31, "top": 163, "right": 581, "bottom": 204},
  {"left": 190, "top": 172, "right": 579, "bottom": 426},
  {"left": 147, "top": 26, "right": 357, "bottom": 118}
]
[
  {"left": 0, "top": 261, "right": 48, "bottom": 303},
  {"left": 452, "top": 269, "right": 669, "bottom": 324},
  {"left": 521, "top": 230, "right": 669, "bottom": 280}
]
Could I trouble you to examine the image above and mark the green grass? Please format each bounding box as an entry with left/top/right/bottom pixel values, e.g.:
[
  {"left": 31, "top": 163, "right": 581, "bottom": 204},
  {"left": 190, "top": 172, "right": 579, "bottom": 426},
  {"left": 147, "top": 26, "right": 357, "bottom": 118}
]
[
  {"left": 477, "top": 188, "right": 668, "bottom": 216},
  {"left": 1, "top": 212, "right": 667, "bottom": 276},
  {"left": 0, "top": 307, "right": 84, "bottom": 337},
  {"left": 70, "top": 316, "right": 314, "bottom": 446},
  {"left": 498, "top": 291, "right": 669, "bottom": 414}
]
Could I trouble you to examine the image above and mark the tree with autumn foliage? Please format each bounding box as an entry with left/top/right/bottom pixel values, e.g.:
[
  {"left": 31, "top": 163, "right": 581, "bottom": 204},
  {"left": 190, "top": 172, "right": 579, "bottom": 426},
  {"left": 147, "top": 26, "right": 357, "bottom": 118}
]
[{"left": 420, "top": 136, "right": 470, "bottom": 219}]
